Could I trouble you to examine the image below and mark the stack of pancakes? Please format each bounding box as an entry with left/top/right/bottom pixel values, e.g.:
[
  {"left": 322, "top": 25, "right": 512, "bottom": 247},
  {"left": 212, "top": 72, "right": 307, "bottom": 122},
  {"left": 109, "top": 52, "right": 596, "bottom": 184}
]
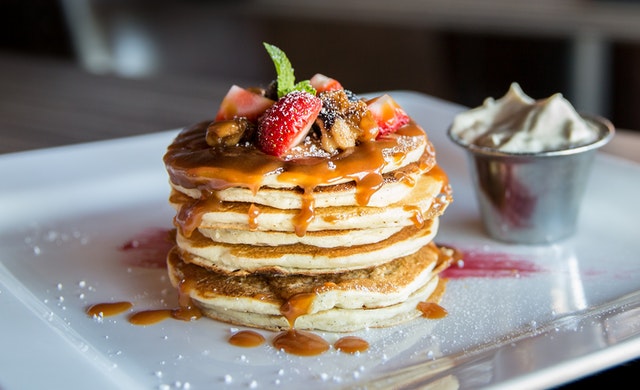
[{"left": 163, "top": 116, "right": 453, "bottom": 332}]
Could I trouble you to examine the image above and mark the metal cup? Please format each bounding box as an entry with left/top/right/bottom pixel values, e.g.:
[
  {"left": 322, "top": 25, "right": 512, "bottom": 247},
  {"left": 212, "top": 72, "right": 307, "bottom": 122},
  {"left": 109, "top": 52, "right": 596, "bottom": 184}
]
[{"left": 448, "top": 115, "right": 615, "bottom": 244}]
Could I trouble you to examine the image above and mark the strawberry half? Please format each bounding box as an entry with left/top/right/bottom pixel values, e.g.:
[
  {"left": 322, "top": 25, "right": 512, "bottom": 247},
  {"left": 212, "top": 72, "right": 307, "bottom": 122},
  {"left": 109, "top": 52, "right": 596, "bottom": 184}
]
[
  {"left": 215, "top": 85, "right": 275, "bottom": 123},
  {"left": 366, "top": 94, "right": 410, "bottom": 138},
  {"left": 310, "top": 73, "right": 343, "bottom": 93},
  {"left": 257, "top": 91, "right": 322, "bottom": 157}
]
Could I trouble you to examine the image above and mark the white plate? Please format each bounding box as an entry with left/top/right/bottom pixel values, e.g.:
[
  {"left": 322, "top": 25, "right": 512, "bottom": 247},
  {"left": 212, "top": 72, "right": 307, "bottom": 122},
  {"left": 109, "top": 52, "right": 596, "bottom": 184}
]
[{"left": 1, "top": 91, "right": 639, "bottom": 390}]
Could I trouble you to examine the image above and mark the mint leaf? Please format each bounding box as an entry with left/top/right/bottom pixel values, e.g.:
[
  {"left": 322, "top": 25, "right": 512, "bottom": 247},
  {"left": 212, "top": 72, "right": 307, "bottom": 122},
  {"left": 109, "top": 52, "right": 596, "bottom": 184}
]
[
  {"left": 263, "top": 43, "right": 293, "bottom": 97},
  {"left": 294, "top": 80, "right": 315, "bottom": 95},
  {"left": 263, "top": 42, "right": 315, "bottom": 98}
]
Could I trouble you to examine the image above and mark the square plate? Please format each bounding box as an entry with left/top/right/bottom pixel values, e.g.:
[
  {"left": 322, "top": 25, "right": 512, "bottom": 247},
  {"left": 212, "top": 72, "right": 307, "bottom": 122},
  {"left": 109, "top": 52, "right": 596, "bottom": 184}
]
[{"left": 1, "top": 91, "right": 640, "bottom": 389}]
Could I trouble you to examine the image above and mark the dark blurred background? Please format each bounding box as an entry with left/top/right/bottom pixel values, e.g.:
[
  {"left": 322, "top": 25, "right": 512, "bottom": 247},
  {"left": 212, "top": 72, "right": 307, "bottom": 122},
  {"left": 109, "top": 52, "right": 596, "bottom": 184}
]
[{"left": 2, "top": 0, "right": 640, "bottom": 131}]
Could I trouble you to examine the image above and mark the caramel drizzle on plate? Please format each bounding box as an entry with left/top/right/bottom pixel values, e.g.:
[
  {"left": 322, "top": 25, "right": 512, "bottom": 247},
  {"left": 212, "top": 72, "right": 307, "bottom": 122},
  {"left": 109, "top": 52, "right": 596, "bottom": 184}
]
[{"left": 86, "top": 244, "right": 460, "bottom": 356}]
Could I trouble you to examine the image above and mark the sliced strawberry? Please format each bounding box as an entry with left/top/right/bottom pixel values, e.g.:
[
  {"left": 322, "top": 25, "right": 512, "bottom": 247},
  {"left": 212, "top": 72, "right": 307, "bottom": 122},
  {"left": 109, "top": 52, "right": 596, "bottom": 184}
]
[
  {"left": 257, "top": 91, "right": 322, "bottom": 157},
  {"left": 215, "top": 85, "right": 275, "bottom": 123},
  {"left": 366, "top": 94, "right": 410, "bottom": 137},
  {"left": 310, "top": 73, "right": 343, "bottom": 93}
]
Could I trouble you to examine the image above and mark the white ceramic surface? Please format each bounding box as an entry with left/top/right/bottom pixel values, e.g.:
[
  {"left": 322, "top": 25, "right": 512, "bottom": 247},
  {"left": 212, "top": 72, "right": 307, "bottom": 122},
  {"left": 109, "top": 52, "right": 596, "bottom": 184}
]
[{"left": 1, "top": 91, "right": 639, "bottom": 390}]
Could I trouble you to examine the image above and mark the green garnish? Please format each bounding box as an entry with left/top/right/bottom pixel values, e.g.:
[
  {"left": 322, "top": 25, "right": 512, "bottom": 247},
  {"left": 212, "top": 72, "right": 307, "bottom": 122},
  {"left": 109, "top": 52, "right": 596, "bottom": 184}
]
[{"left": 263, "top": 42, "right": 316, "bottom": 98}]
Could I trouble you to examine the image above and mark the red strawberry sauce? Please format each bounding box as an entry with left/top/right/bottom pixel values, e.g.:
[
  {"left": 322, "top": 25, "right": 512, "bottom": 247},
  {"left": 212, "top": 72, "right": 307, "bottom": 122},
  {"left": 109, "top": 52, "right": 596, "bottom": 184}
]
[
  {"left": 119, "top": 228, "right": 174, "bottom": 269},
  {"left": 441, "top": 245, "right": 544, "bottom": 279}
]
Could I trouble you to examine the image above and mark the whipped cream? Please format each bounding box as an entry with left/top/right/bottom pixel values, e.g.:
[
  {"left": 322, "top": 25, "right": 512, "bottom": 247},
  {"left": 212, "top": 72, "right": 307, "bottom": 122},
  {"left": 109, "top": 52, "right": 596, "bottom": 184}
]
[{"left": 450, "top": 83, "right": 599, "bottom": 153}]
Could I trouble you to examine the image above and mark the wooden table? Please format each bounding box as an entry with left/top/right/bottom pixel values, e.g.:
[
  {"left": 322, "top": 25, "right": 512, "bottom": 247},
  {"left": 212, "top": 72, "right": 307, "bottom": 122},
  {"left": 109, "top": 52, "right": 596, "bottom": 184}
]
[
  {"left": 0, "top": 53, "right": 252, "bottom": 154},
  {"left": 1, "top": 52, "right": 638, "bottom": 161}
]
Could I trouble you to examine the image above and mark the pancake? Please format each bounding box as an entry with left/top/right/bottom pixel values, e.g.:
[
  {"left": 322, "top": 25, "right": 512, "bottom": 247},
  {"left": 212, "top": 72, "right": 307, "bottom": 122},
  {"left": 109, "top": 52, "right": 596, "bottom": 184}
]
[
  {"left": 198, "top": 225, "right": 405, "bottom": 247},
  {"left": 162, "top": 63, "right": 455, "bottom": 334},
  {"left": 167, "top": 242, "right": 453, "bottom": 332},
  {"left": 176, "top": 219, "right": 439, "bottom": 275},
  {"left": 170, "top": 166, "right": 451, "bottom": 236},
  {"left": 169, "top": 145, "right": 435, "bottom": 210},
  {"left": 164, "top": 119, "right": 431, "bottom": 192}
]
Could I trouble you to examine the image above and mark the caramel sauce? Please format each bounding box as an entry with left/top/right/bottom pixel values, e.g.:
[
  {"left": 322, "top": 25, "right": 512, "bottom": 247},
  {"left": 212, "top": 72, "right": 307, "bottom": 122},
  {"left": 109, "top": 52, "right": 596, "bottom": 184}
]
[
  {"left": 280, "top": 292, "right": 316, "bottom": 328},
  {"left": 86, "top": 301, "right": 132, "bottom": 317},
  {"left": 321, "top": 214, "right": 342, "bottom": 223},
  {"left": 414, "top": 245, "right": 453, "bottom": 320},
  {"left": 433, "top": 243, "right": 461, "bottom": 275},
  {"left": 247, "top": 203, "right": 261, "bottom": 231},
  {"left": 172, "top": 279, "right": 202, "bottom": 321},
  {"left": 272, "top": 292, "right": 335, "bottom": 356},
  {"left": 394, "top": 170, "right": 416, "bottom": 187},
  {"left": 164, "top": 121, "right": 431, "bottom": 237},
  {"left": 426, "top": 164, "right": 448, "bottom": 186},
  {"left": 229, "top": 330, "right": 266, "bottom": 348},
  {"left": 417, "top": 301, "right": 448, "bottom": 319},
  {"left": 445, "top": 245, "right": 464, "bottom": 265},
  {"left": 272, "top": 329, "right": 330, "bottom": 356},
  {"left": 293, "top": 192, "right": 315, "bottom": 237},
  {"left": 129, "top": 309, "right": 172, "bottom": 325},
  {"left": 334, "top": 336, "right": 370, "bottom": 354},
  {"left": 174, "top": 193, "right": 224, "bottom": 238},
  {"left": 172, "top": 303, "right": 202, "bottom": 321},
  {"left": 355, "top": 172, "right": 384, "bottom": 205},
  {"left": 127, "top": 279, "right": 203, "bottom": 325},
  {"left": 89, "top": 278, "right": 203, "bottom": 325},
  {"left": 404, "top": 205, "right": 426, "bottom": 228}
]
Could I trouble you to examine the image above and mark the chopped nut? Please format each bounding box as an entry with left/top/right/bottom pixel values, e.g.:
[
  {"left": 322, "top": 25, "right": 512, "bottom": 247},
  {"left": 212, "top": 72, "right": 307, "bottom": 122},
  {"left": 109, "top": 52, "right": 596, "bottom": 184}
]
[
  {"left": 206, "top": 118, "right": 255, "bottom": 147},
  {"left": 315, "top": 90, "right": 380, "bottom": 153},
  {"left": 328, "top": 117, "right": 358, "bottom": 149}
]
